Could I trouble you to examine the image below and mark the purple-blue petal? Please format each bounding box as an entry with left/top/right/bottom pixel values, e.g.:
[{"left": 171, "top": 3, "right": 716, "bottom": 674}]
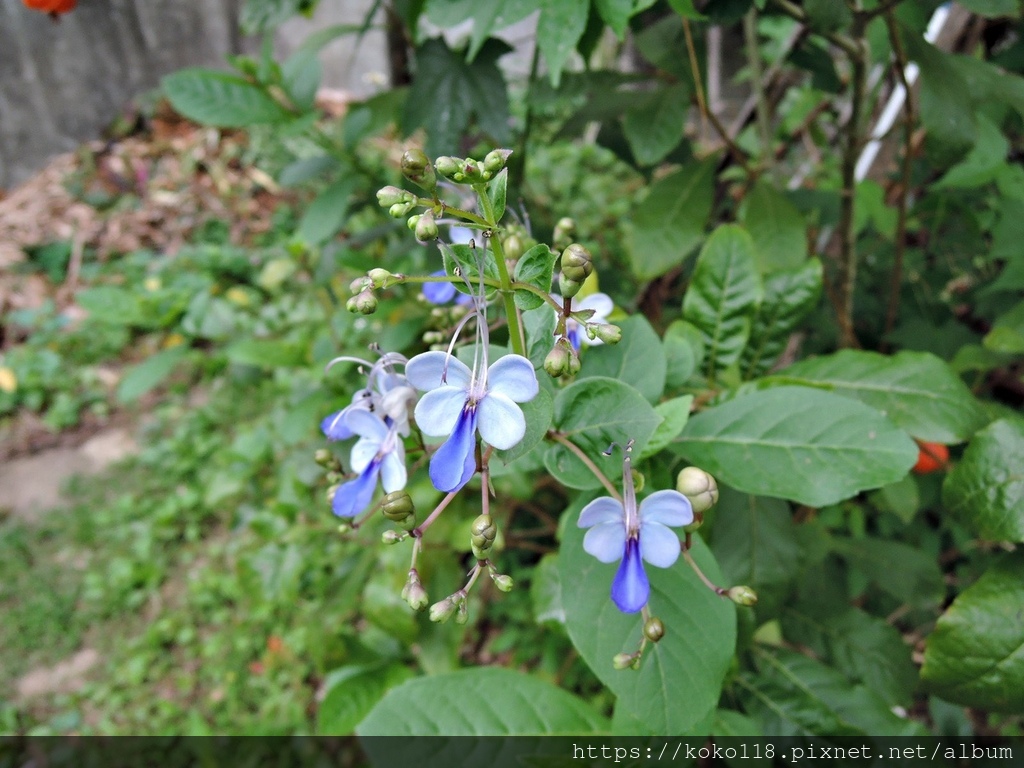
[
  {"left": 423, "top": 272, "right": 458, "bottom": 305},
  {"left": 332, "top": 459, "right": 381, "bottom": 517},
  {"left": 611, "top": 538, "right": 649, "bottom": 613},
  {"left": 567, "top": 326, "right": 582, "bottom": 352},
  {"left": 321, "top": 409, "right": 355, "bottom": 441},
  {"left": 428, "top": 407, "right": 478, "bottom": 493}
]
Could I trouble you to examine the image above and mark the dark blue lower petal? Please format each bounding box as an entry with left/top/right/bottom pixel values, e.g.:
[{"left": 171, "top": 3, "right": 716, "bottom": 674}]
[
  {"left": 429, "top": 407, "right": 478, "bottom": 493},
  {"left": 611, "top": 538, "right": 649, "bottom": 613},
  {"left": 332, "top": 459, "right": 381, "bottom": 517}
]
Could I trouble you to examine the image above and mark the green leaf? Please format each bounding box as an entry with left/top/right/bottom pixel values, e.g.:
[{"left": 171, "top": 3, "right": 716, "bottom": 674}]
[
  {"left": 403, "top": 38, "right": 510, "bottom": 156},
  {"left": 943, "top": 418, "right": 1024, "bottom": 542},
  {"left": 423, "top": 0, "right": 539, "bottom": 61},
  {"left": 442, "top": 243, "right": 499, "bottom": 291},
  {"left": 781, "top": 606, "right": 918, "bottom": 707},
  {"left": 983, "top": 300, "right": 1024, "bottom": 354},
  {"left": 935, "top": 116, "right": 1009, "bottom": 189},
  {"left": 76, "top": 286, "right": 143, "bottom": 326},
  {"left": 740, "top": 648, "right": 925, "bottom": 736},
  {"left": 578, "top": 315, "right": 666, "bottom": 402},
  {"left": 622, "top": 83, "right": 689, "bottom": 167},
  {"left": 240, "top": 0, "right": 314, "bottom": 33},
  {"left": 513, "top": 244, "right": 557, "bottom": 310},
  {"left": 663, "top": 320, "right": 705, "bottom": 387},
  {"left": 545, "top": 377, "right": 661, "bottom": 490},
  {"left": 903, "top": 38, "right": 976, "bottom": 155},
  {"left": 921, "top": 552, "right": 1024, "bottom": 712},
  {"left": 958, "top": 0, "right": 1020, "bottom": 17},
  {"left": 281, "top": 50, "right": 322, "bottom": 112},
  {"left": 596, "top": 0, "right": 635, "bottom": 35},
  {"left": 739, "top": 182, "right": 808, "bottom": 273},
  {"left": 832, "top": 537, "right": 945, "bottom": 608},
  {"left": 225, "top": 339, "right": 307, "bottom": 368},
  {"left": 710, "top": 487, "right": 801, "bottom": 592},
  {"left": 559, "top": 526, "right": 735, "bottom": 734},
  {"left": 162, "top": 68, "right": 292, "bottom": 128},
  {"left": 116, "top": 346, "right": 189, "bottom": 404},
  {"left": 495, "top": 384, "right": 553, "bottom": 464},
  {"left": 626, "top": 159, "right": 715, "bottom": 280},
  {"left": 523, "top": 305, "right": 557, "bottom": 369},
  {"left": 666, "top": 0, "right": 706, "bottom": 18},
  {"left": 317, "top": 663, "right": 415, "bottom": 735},
  {"left": 674, "top": 387, "right": 919, "bottom": 507},
  {"left": 765, "top": 349, "right": 987, "bottom": 444},
  {"left": 487, "top": 167, "right": 508, "bottom": 222},
  {"left": 681, "top": 224, "right": 763, "bottom": 379},
  {"left": 356, "top": 667, "right": 608, "bottom": 735},
  {"left": 278, "top": 155, "right": 339, "bottom": 187},
  {"left": 537, "top": 0, "right": 590, "bottom": 87},
  {"left": 803, "top": 0, "right": 851, "bottom": 33},
  {"left": 741, "top": 258, "right": 822, "bottom": 378},
  {"left": 531, "top": 554, "right": 566, "bottom": 626},
  {"left": 298, "top": 178, "right": 357, "bottom": 246},
  {"left": 639, "top": 396, "right": 694, "bottom": 460}
]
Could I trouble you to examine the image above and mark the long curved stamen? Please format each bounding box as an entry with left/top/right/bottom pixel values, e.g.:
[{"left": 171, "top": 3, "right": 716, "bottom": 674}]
[
  {"left": 474, "top": 231, "right": 492, "bottom": 393},
  {"left": 441, "top": 310, "right": 479, "bottom": 384},
  {"left": 325, "top": 355, "right": 375, "bottom": 373}
]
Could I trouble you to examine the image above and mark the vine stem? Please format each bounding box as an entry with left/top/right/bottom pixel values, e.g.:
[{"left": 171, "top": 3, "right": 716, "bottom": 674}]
[
  {"left": 546, "top": 432, "right": 622, "bottom": 502},
  {"left": 475, "top": 185, "right": 527, "bottom": 357}
]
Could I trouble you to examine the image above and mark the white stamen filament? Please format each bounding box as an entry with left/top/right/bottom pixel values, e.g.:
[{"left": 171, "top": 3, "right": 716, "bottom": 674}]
[{"left": 622, "top": 440, "right": 638, "bottom": 537}]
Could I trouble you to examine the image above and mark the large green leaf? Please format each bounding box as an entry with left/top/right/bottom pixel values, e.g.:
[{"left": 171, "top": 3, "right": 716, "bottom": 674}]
[
  {"left": 673, "top": 387, "right": 918, "bottom": 507},
  {"left": 739, "top": 182, "right": 808, "bottom": 273},
  {"left": 356, "top": 667, "right": 608, "bottom": 735},
  {"left": 626, "top": 160, "right": 715, "bottom": 280},
  {"left": 297, "top": 178, "right": 357, "bottom": 246},
  {"left": 537, "top": 0, "right": 590, "bottom": 86},
  {"left": 943, "top": 418, "right": 1024, "bottom": 542},
  {"left": 682, "top": 225, "right": 763, "bottom": 379},
  {"left": 513, "top": 244, "right": 557, "bottom": 310},
  {"left": 578, "top": 315, "right": 666, "bottom": 402},
  {"left": 832, "top": 537, "right": 945, "bottom": 609},
  {"left": 766, "top": 350, "right": 987, "bottom": 444},
  {"left": 162, "top": 69, "right": 292, "bottom": 128},
  {"left": 623, "top": 83, "right": 689, "bottom": 167},
  {"left": 559, "top": 525, "right": 735, "bottom": 734},
  {"left": 710, "top": 488, "right": 801, "bottom": 593},
  {"left": 317, "top": 663, "right": 414, "bottom": 735},
  {"left": 402, "top": 38, "right": 510, "bottom": 156},
  {"left": 903, "top": 38, "right": 976, "bottom": 156},
  {"left": 921, "top": 552, "right": 1024, "bottom": 711},
  {"left": 116, "top": 346, "right": 190, "bottom": 403},
  {"left": 424, "top": 0, "right": 539, "bottom": 61},
  {"left": 545, "top": 377, "right": 661, "bottom": 490},
  {"left": 983, "top": 299, "right": 1024, "bottom": 354},
  {"left": 741, "top": 258, "right": 822, "bottom": 378}
]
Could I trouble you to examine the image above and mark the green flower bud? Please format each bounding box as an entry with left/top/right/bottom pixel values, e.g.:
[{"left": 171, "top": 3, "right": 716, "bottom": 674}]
[
  {"left": 429, "top": 597, "right": 457, "bottom": 623},
  {"left": 643, "top": 617, "right": 665, "bottom": 643},
  {"left": 458, "top": 159, "right": 484, "bottom": 184},
  {"left": 676, "top": 466, "right": 719, "bottom": 515},
  {"left": 403, "top": 580, "right": 429, "bottom": 611},
  {"left": 727, "top": 585, "right": 758, "bottom": 607},
  {"left": 336, "top": 522, "right": 352, "bottom": 534},
  {"left": 347, "top": 290, "right": 378, "bottom": 315},
  {"left": 422, "top": 331, "right": 445, "bottom": 344},
  {"left": 388, "top": 201, "right": 416, "bottom": 218},
  {"left": 544, "top": 340, "right": 571, "bottom": 378},
  {"left": 350, "top": 276, "right": 372, "bottom": 294},
  {"left": 471, "top": 515, "right": 497, "bottom": 545},
  {"left": 591, "top": 323, "right": 622, "bottom": 345},
  {"left": 381, "top": 490, "right": 415, "bottom": 521},
  {"left": 565, "top": 341, "right": 582, "bottom": 376},
  {"left": 406, "top": 213, "right": 421, "bottom": 232},
  {"left": 558, "top": 272, "right": 583, "bottom": 300},
  {"left": 325, "top": 471, "right": 342, "bottom": 484},
  {"left": 415, "top": 210, "right": 439, "bottom": 241},
  {"left": 434, "top": 156, "right": 461, "bottom": 180},
  {"left": 401, "top": 148, "right": 437, "bottom": 192},
  {"left": 314, "top": 449, "right": 334, "bottom": 467},
  {"left": 483, "top": 149, "right": 511, "bottom": 174},
  {"left": 454, "top": 600, "right": 469, "bottom": 625},
  {"left": 376, "top": 185, "right": 412, "bottom": 208},
  {"left": 560, "top": 243, "right": 594, "bottom": 283},
  {"left": 382, "top": 530, "right": 403, "bottom": 545},
  {"left": 612, "top": 653, "right": 636, "bottom": 670},
  {"left": 553, "top": 218, "right": 576, "bottom": 251},
  {"left": 502, "top": 234, "right": 524, "bottom": 261},
  {"left": 326, "top": 484, "right": 339, "bottom": 504},
  {"left": 492, "top": 574, "right": 514, "bottom": 593},
  {"left": 367, "top": 268, "right": 391, "bottom": 287}
]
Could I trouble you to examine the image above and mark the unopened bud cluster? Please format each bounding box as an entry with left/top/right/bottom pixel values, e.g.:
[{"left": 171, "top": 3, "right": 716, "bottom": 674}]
[
  {"left": 470, "top": 514, "right": 497, "bottom": 559},
  {"left": 544, "top": 337, "right": 581, "bottom": 379},
  {"left": 402, "top": 569, "right": 429, "bottom": 611},
  {"left": 558, "top": 244, "right": 594, "bottom": 299},
  {"left": 347, "top": 275, "right": 378, "bottom": 315},
  {"left": 435, "top": 151, "right": 510, "bottom": 185},
  {"left": 382, "top": 490, "right": 416, "bottom": 530},
  {"left": 676, "top": 466, "right": 719, "bottom": 530}
]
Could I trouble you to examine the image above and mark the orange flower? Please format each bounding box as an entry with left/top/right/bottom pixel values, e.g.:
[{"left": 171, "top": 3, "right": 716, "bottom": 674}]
[
  {"left": 22, "top": 0, "right": 76, "bottom": 15},
  {"left": 912, "top": 440, "right": 950, "bottom": 474}
]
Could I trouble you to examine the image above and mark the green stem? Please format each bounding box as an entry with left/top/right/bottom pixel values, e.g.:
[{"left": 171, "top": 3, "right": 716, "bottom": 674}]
[
  {"left": 475, "top": 186, "right": 527, "bottom": 357},
  {"left": 547, "top": 432, "right": 622, "bottom": 502}
]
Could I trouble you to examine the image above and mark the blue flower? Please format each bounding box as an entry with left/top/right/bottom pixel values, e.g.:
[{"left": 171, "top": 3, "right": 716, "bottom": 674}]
[
  {"left": 406, "top": 350, "right": 538, "bottom": 493},
  {"left": 577, "top": 451, "right": 693, "bottom": 613},
  {"left": 321, "top": 352, "right": 417, "bottom": 441},
  {"left": 332, "top": 409, "right": 407, "bottom": 517},
  {"left": 422, "top": 270, "right": 474, "bottom": 306},
  {"left": 556, "top": 292, "right": 613, "bottom": 351}
]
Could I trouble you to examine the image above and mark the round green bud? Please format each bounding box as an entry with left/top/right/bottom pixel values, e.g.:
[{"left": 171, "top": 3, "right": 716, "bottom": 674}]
[
  {"left": 406, "top": 213, "right": 421, "bottom": 232},
  {"left": 376, "top": 185, "right": 412, "bottom": 208},
  {"left": 404, "top": 581, "right": 429, "bottom": 611},
  {"left": 459, "top": 159, "right": 484, "bottom": 184},
  {"left": 483, "top": 149, "right": 511, "bottom": 174},
  {"left": 382, "top": 530, "right": 402, "bottom": 545},
  {"left": 388, "top": 201, "right": 416, "bottom": 218},
  {"left": 325, "top": 471, "right": 342, "bottom": 484},
  {"left": 314, "top": 448, "right": 334, "bottom": 467},
  {"left": 502, "top": 234, "right": 524, "bottom": 261},
  {"left": 347, "top": 290, "right": 378, "bottom": 315},
  {"left": 558, "top": 272, "right": 583, "bottom": 300},
  {"left": 676, "top": 466, "right": 719, "bottom": 514},
  {"left": 401, "top": 148, "right": 437, "bottom": 192},
  {"left": 560, "top": 243, "right": 594, "bottom": 283},
  {"left": 591, "top": 323, "right": 622, "bottom": 345},
  {"left": 326, "top": 484, "right": 339, "bottom": 504},
  {"left": 543, "top": 341, "right": 571, "bottom": 378},
  {"left": 454, "top": 600, "right": 469, "bottom": 625},
  {"left": 336, "top": 522, "right": 352, "bottom": 534},
  {"left": 350, "top": 276, "right": 372, "bottom": 294},
  {"left": 367, "top": 268, "right": 391, "bottom": 287},
  {"left": 381, "top": 490, "right": 415, "bottom": 522},
  {"left": 492, "top": 574, "right": 514, "bottom": 593},
  {"left": 727, "top": 585, "right": 758, "bottom": 607},
  {"left": 434, "top": 156, "right": 461, "bottom": 180},
  {"left": 643, "top": 617, "right": 665, "bottom": 643},
  {"left": 565, "top": 342, "right": 582, "bottom": 376},
  {"left": 415, "top": 210, "right": 439, "bottom": 241},
  {"left": 612, "top": 653, "right": 636, "bottom": 671},
  {"left": 553, "top": 218, "right": 576, "bottom": 251},
  {"left": 471, "top": 514, "right": 497, "bottom": 544},
  {"left": 428, "top": 599, "right": 455, "bottom": 623}
]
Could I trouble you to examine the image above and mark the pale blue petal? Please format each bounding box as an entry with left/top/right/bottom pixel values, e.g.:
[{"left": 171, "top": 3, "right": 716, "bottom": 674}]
[
  {"left": 321, "top": 409, "right": 354, "bottom": 441},
  {"left": 345, "top": 408, "right": 390, "bottom": 441},
  {"left": 578, "top": 292, "right": 613, "bottom": 321},
  {"left": 583, "top": 520, "right": 627, "bottom": 564},
  {"left": 423, "top": 272, "right": 457, "bottom": 304},
  {"left": 578, "top": 496, "right": 625, "bottom": 528},
  {"left": 405, "top": 350, "right": 472, "bottom": 391},
  {"left": 332, "top": 460, "right": 380, "bottom": 517},
  {"left": 349, "top": 436, "right": 380, "bottom": 474},
  {"left": 428, "top": 408, "right": 477, "bottom": 493},
  {"left": 380, "top": 447, "right": 407, "bottom": 492},
  {"left": 639, "top": 490, "right": 694, "bottom": 527},
  {"left": 611, "top": 538, "right": 649, "bottom": 613},
  {"left": 486, "top": 355, "right": 539, "bottom": 402},
  {"left": 450, "top": 226, "right": 474, "bottom": 244},
  {"left": 476, "top": 392, "right": 526, "bottom": 450},
  {"left": 414, "top": 386, "right": 468, "bottom": 437},
  {"left": 639, "top": 521, "right": 681, "bottom": 568}
]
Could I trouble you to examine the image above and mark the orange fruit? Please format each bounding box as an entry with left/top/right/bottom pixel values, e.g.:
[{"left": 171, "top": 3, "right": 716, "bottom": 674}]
[{"left": 912, "top": 440, "right": 949, "bottom": 474}]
